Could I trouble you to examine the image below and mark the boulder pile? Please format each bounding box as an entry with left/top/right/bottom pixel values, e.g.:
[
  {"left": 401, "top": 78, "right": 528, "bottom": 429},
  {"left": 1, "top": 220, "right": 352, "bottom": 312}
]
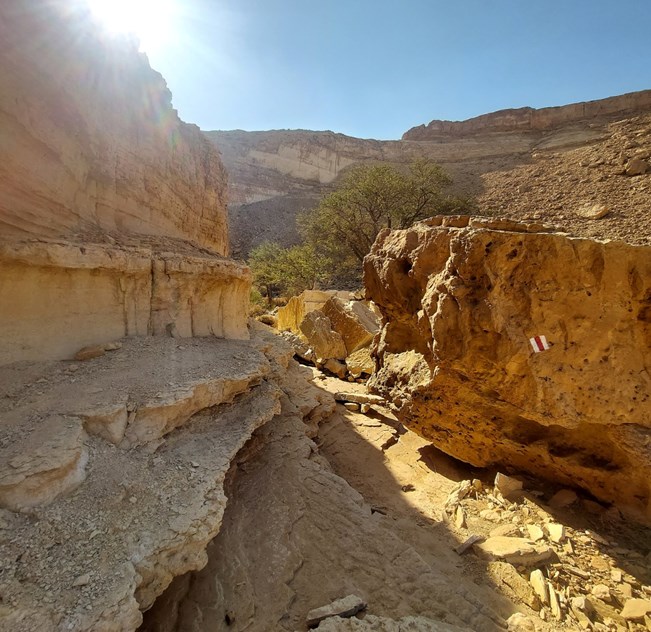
[
  {"left": 445, "top": 473, "right": 651, "bottom": 631},
  {"left": 276, "top": 290, "right": 380, "bottom": 380}
]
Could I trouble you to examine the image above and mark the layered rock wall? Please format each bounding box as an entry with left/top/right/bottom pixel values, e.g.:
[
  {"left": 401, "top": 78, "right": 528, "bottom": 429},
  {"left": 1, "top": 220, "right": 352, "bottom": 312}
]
[
  {"left": 402, "top": 89, "right": 651, "bottom": 139},
  {"left": 0, "top": 0, "right": 249, "bottom": 363},
  {"left": 364, "top": 217, "right": 651, "bottom": 520},
  {"left": 0, "top": 0, "right": 229, "bottom": 252},
  {"left": 0, "top": 242, "right": 249, "bottom": 365}
]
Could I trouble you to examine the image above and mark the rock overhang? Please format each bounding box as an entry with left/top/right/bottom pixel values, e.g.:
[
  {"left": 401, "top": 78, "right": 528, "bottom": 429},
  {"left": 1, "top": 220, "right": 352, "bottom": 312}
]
[{"left": 364, "top": 216, "right": 651, "bottom": 521}]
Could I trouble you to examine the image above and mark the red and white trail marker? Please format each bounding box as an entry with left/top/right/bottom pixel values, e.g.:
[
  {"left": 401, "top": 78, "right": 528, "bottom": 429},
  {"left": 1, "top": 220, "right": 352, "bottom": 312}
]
[{"left": 530, "top": 335, "right": 550, "bottom": 353}]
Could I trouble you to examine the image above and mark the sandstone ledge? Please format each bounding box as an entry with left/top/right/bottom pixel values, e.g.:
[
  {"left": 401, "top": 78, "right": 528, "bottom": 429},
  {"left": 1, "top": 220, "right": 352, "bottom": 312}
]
[
  {"left": 364, "top": 217, "right": 651, "bottom": 521},
  {"left": 0, "top": 331, "right": 334, "bottom": 631},
  {"left": 0, "top": 240, "right": 251, "bottom": 365}
]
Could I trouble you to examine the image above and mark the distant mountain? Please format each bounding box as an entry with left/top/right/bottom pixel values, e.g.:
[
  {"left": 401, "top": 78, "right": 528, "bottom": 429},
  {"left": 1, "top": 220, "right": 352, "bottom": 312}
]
[{"left": 205, "top": 90, "right": 651, "bottom": 257}]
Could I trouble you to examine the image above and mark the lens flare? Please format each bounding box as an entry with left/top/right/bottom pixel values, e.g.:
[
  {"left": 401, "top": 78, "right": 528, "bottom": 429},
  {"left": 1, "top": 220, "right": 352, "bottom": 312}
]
[{"left": 86, "top": 0, "right": 174, "bottom": 52}]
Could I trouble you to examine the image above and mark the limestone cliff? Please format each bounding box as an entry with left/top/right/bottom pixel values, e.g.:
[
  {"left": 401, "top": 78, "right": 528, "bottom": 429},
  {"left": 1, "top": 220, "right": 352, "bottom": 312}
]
[
  {"left": 209, "top": 91, "right": 651, "bottom": 257},
  {"left": 0, "top": 0, "right": 228, "bottom": 253},
  {"left": 364, "top": 217, "right": 651, "bottom": 521},
  {"left": 403, "top": 89, "right": 651, "bottom": 139},
  {"left": 0, "top": 0, "right": 248, "bottom": 364}
]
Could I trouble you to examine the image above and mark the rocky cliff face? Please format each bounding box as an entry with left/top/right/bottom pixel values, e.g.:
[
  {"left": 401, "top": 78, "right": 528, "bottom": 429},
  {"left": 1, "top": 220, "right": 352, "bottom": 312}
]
[
  {"left": 0, "top": 0, "right": 228, "bottom": 253},
  {"left": 0, "top": 0, "right": 248, "bottom": 364},
  {"left": 364, "top": 217, "right": 651, "bottom": 521},
  {"left": 403, "top": 90, "right": 651, "bottom": 139},
  {"left": 208, "top": 90, "right": 651, "bottom": 258}
]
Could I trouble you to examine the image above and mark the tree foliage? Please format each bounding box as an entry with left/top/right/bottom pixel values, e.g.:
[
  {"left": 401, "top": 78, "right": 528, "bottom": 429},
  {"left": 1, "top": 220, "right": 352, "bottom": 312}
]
[
  {"left": 299, "top": 159, "right": 471, "bottom": 267},
  {"left": 248, "top": 241, "right": 329, "bottom": 303},
  {"left": 249, "top": 159, "right": 473, "bottom": 299}
]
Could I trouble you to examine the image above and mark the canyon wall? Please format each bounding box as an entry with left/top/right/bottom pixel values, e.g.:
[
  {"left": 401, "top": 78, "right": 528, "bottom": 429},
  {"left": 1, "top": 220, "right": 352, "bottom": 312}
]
[
  {"left": 208, "top": 126, "right": 551, "bottom": 256},
  {"left": 403, "top": 89, "right": 651, "bottom": 139},
  {"left": 364, "top": 217, "right": 651, "bottom": 521},
  {"left": 0, "top": 0, "right": 248, "bottom": 364},
  {"left": 0, "top": 0, "right": 229, "bottom": 253},
  {"left": 209, "top": 90, "right": 651, "bottom": 257}
]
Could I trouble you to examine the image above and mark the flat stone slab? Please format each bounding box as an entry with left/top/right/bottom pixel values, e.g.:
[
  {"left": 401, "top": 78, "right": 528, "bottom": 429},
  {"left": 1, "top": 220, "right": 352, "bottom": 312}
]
[
  {"left": 473, "top": 536, "right": 554, "bottom": 567},
  {"left": 307, "top": 594, "right": 367, "bottom": 627},
  {"left": 1, "top": 336, "right": 270, "bottom": 449},
  {"left": 620, "top": 598, "right": 651, "bottom": 621},
  {"left": 334, "top": 392, "right": 385, "bottom": 405}
]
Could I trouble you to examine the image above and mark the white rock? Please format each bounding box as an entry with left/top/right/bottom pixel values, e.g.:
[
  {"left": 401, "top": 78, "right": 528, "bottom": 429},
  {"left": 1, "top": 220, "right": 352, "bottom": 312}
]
[
  {"left": 529, "top": 569, "right": 549, "bottom": 605},
  {"left": 494, "top": 472, "right": 523, "bottom": 499},
  {"left": 591, "top": 584, "right": 611, "bottom": 602},
  {"left": 73, "top": 574, "right": 90, "bottom": 587},
  {"left": 546, "top": 523, "right": 565, "bottom": 543},
  {"left": 526, "top": 525, "right": 544, "bottom": 542},
  {"left": 306, "top": 594, "right": 367, "bottom": 627}
]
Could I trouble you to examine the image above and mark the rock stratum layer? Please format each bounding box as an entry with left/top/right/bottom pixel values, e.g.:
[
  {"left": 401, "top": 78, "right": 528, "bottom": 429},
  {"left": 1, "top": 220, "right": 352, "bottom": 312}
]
[
  {"left": 364, "top": 217, "right": 651, "bottom": 521},
  {"left": 0, "top": 0, "right": 248, "bottom": 364},
  {"left": 208, "top": 90, "right": 651, "bottom": 257},
  {"left": 0, "top": 242, "right": 249, "bottom": 364},
  {"left": 403, "top": 90, "right": 651, "bottom": 139},
  {"left": 0, "top": 327, "right": 335, "bottom": 631},
  {"left": 0, "top": 1, "right": 228, "bottom": 252}
]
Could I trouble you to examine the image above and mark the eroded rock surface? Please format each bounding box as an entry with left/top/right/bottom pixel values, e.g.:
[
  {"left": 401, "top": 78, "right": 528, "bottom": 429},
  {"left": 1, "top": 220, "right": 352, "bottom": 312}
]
[
  {"left": 0, "top": 0, "right": 228, "bottom": 252},
  {"left": 0, "top": 242, "right": 250, "bottom": 365},
  {"left": 141, "top": 383, "right": 503, "bottom": 632},
  {"left": 364, "top": 217, "right": 651, "bottom": 521},
  {"left": 0, "top": 329, "right": 333, "bottom": 631},
  {"left": 0, "top": 1, "right": 250, "bottom": 365}
]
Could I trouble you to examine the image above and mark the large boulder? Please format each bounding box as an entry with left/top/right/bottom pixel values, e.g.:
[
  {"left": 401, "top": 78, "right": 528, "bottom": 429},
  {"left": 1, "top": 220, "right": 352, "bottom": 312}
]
[
  {"left": 345, "top": 347, "right": 375, "bottom": 378},
  {"left": 322, "top": 297, "right": 380, "bottom": 355},
  {"left": 364, "top": 216, "right": 651, "bottom": 521},
  {"left": 277, "top": 290, "right": 353, "bottom": 334},
  {"left": 299, "top": 311, "right": 347, "bottom": 361}
]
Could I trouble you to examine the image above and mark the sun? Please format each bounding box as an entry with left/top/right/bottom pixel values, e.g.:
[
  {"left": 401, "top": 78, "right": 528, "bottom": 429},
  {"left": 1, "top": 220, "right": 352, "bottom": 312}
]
[{"left": 86, "top": 0, "right": 175, "bottom": 53}]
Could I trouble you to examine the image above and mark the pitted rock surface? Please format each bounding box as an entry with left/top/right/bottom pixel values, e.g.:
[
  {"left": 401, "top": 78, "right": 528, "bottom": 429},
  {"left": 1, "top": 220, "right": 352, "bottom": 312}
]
[{"left": 364, "top": 217, "right": 651, "bottom": 521}]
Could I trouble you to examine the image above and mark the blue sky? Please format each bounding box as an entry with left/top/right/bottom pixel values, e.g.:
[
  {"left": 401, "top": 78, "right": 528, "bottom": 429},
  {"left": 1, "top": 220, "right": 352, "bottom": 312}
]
[{"left": 145, "top": 0, "right": 651, "bottom": 140}]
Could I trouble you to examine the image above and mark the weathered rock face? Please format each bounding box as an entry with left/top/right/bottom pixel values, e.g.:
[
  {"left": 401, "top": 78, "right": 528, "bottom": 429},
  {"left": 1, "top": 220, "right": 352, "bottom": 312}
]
[
  {"left": 0, "top": 0, "right": 228, "bottom": 252},
  {"left": 403, "top": 90, "right": 651, "bottom": 139},
  {"left": 208, "top": 92, "right": 651, "bottom": 258},
  {"left": 0, "top": 242, "right": 249, "bottom": 364},
  {"left": 0, "top": 0, "right": 248, "bottom": 364},
  {"left": 364, "top": 217, "right": 651, "bottom": 521},
  {"left": 299, "top": 311, "right": 348, "bottom": 361}
]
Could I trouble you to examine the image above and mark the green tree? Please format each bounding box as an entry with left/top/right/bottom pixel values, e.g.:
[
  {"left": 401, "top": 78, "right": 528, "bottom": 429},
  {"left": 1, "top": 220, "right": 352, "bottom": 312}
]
[
  {"left": 275, "top": 243, "right": 330, "bottom": 296},
  {"left": 248, "top": 242, "right": 329, "bottom": 304},
  {"left": 300, "top": 159, "right": 472, "bottom": 270},
  {"left": 248, "top": 242, "right": 284, "bottom": 306}
]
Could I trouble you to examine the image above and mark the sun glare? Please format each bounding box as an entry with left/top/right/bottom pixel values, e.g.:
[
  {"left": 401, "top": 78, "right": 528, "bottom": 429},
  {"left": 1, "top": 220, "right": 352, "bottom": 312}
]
[{"left": 86, "top": 0, "right": 175, "bottom": 53}]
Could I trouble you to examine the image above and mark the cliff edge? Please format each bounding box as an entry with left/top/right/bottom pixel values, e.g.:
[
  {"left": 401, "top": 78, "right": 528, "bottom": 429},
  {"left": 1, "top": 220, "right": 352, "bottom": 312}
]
[
  {"left": 402, "top": 90, "right": 651, "bottom": 139},
  {"left": 0, "top": 0, "right": 248, "bottom": 364}
]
